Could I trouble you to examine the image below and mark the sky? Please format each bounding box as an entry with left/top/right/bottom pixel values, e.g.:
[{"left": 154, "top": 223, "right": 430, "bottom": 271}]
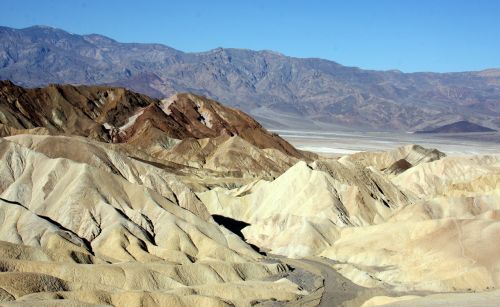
[{"left": 1, "top": 0, "right": 499, "bottom": 72}]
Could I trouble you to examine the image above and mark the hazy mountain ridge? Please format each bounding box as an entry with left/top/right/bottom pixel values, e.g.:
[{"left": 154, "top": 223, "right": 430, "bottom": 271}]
[{"left": 1, "top": 25, "right": 500, "bottom": 130}]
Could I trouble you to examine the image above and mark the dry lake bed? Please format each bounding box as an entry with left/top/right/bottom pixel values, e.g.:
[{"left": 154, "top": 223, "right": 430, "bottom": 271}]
[{"left": 273, "top": 130, "right": 500, "bottom": 156}]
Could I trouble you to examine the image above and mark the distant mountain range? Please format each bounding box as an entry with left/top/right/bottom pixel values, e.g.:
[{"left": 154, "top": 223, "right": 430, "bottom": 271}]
[{"left": 1, "top": 25, "right": 499, "bottom": 131}]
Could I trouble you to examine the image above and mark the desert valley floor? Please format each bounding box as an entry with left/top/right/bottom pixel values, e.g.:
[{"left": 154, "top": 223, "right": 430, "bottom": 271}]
[{"left": 275, "top": 130, "right": 500, "bottom": 156}]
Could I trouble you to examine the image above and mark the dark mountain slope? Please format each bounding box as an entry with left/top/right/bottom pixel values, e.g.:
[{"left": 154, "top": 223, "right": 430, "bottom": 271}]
[{"left": 416, "top": 120, "right": 497, "bottom": 133}]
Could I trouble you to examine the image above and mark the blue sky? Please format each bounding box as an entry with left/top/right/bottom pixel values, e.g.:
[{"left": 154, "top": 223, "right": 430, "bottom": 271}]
[{"left": 2, "top": 0, "right": 499, "bottom": 72}]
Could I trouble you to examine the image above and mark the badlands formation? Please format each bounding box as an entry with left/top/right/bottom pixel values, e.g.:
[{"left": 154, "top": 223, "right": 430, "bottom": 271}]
[{"left": 0, "top": 81, "right": 499, "bottom": 306}]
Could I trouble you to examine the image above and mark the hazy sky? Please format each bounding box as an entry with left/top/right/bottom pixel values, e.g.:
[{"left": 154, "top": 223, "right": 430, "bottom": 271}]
[{"left": 2, "top": 0, "right": 499, "bottom": 72}]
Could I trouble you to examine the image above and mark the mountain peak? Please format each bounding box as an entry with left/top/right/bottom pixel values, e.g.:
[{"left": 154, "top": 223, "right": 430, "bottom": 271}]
[{"left": 22, "top": 25, "right": 69, "bottom": 33}]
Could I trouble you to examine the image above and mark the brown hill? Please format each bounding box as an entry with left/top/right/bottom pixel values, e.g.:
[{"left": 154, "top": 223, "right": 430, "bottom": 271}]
[
  {"left": 0, "top": 80, "right": 311, "bottom": 179},
  {"left": 0, "top": 80, "right": 303, "bottom": 156},
  {"left": 0, "top": 80, "right": 155, "bottom": 139}
]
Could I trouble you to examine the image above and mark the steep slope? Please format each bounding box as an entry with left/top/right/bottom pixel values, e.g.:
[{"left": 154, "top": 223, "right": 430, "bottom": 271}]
[
  {"left": 4, "top": 134, "right": 214, "bottom": 219},
  {"left": 0, "top": 80, "right": 156, "bottom": 140},
  {"left": 0, "top": 137, "right": 257, "bottom": 262},
  {"left": 198, "top": 159, "right": 413, "bottom": 257},
  {"left": 0, "top": 81, "right": 310, "bottom": 178},
  {"left": 158, "top": 135, "right": 299, "bottom": 178},
  {"left": 198, "top": 144, "right": 500, "bottom": 295},
  {"left": 319, "top": 154, "right": 500, "bottom": 293},
  {"left": 126, "top": 93, "right": 305, "bottom": 158},
  {"left": 322, "top": 218, "right": 500, "bottom": 292},
  {"left": 1, "top": 26, "right": 500, "bottom": 130},
  {"left": 0, "top": 137, "right": 308, "bottom": 306},
  {"left": 0, "top": 88, "right": 317, "bottom": 305},
  {"left": 340, "top": 144, "right": 446, "bottom": 176},
  {"left": 393, "top": 155, "right": 500, "bottom": 197}
]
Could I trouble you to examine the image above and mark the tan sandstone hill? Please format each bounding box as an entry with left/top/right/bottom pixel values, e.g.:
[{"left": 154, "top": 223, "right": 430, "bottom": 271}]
[
  {"left": 340, "top": 144, "right": 445, "bottom": 174},
  {"left": 0, "top": 136, "right": 309, "bottom": 306},
  {"left": 198, "top": 145, "right": 500, "bottom": 297},
  {"left": 198, "top": 158, "right": 414, "bottom": 258},
  {"left": 319, "top": 153, "right": 500, "bottom": 294}
]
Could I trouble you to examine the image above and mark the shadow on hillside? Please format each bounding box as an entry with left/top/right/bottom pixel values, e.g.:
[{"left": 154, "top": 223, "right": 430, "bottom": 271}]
[{"left": 212, "top": 214, "right": 266, "bottom": 255}]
